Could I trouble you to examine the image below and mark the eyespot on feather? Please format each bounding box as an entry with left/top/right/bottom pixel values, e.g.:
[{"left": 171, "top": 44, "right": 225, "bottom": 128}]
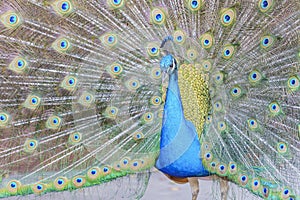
[
  {"left": 72, "top": 176, "right": 86, "bottom": 188},
  {"left": 150, "top": 8, "right": 166, "bottom": 25},
  {"left": 220, "top": 8, "right": 236, "bottom": 27},
  {"left": 52, "top": 0, "right": 74, "bottom": 15},
  {"left": 0, "top": 112, "right": 11, "bottom": 128},
  {"left": 258, "top": 0, "right": 274, "bottom": 13},
  {"left": 7, "top": 180, "right": 21, "bottom": 194},
  {"left": 173, "top": 29, "right": 187, "bottom": 45},
  {"left": 53, "top": 177, "right": 68, "bottom": 190},
  {"left": 46, "top": 115, "right": 62, "bottom": 130},
  {"left": 8, "top": 56, "right": 28, "bottom": 74},
  {"left": 0, "top": 11, "right": 22, "bottom": 29},
  {"left": 107, "top": 0, "right": 125, "bottom": 9},
  {"left": 200, "top": 32, "right": 214, "bottom": 49},
  {"left": 222, "top": 44, "right": 235, "bottom": 59},
  {"left": 186, "top": 0, "right": 204, "bottom": 12},
  {"left": 23, "top": 95, "right": 42, "bottom": 110},
  {"left": 100, "top": 32, "right": 119, "bottom": 48}
]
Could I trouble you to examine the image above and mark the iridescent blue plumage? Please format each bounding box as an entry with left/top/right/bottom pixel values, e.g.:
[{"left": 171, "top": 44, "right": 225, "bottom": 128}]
[{"left": 156, "top": 55, "right": 209, "bottom": 177}]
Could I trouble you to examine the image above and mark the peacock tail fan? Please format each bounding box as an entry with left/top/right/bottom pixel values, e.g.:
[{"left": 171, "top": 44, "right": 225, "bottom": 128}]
[
  {"left": 0, "top": 0, "right": 299, "bottom": 199},
  {"left": 198, "top": 0, "right": 300, "bottom": 199},
  {"left": 0, "top": 0, "right": 164, "bottom": 198}
]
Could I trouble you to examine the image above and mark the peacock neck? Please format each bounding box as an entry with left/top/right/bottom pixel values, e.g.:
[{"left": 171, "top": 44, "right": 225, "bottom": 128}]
[
  {"left": 157, "top": 70, "right": 209, "bottom": 177},
  {"left": 160, "top": 70, "right": 185, "bottom": 147},
  {"left": 165, "top": 70, "right": 184, "bottom": 116},
  {"left": 167, "top": 71, "right": 180, "bottom": 97}
]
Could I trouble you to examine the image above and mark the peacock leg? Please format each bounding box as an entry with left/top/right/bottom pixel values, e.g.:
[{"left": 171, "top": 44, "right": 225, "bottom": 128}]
[
  {"left": 188, "top": 177, "right": 199, "bottom": 200},
  {"left": 220, "top": 178, "right": 229, "bottom": 200}
]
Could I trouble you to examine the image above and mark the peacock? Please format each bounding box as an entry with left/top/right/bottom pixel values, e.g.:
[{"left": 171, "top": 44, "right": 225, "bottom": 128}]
[{"left": 0, "top": 0, "right": 299, "bottom": 199}]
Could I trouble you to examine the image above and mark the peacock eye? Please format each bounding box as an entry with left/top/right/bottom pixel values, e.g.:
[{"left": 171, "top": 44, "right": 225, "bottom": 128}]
[
  {"left": 68, "top": 78, "right": 75, "bottom": 85},
  {"left": 262, "top": 187, "right": 269, "bottom": 197},
  {"left": 52, "top": 37, "right": 71, "bottom": 53},
  {"left": 107, "top": 0, "right": 125, "bottom": 9},
  {"left": 287, "top": 76, "right": 299, "bottom": 91},
  {"left": 107, "top": 36, "right": 115, "bottom": 44},
  {"left": 36, "top": 184, "right": 43, "bottom": 190},
  {"left": 191, "top": 0, "right": 199, "bottom": 8},
  {"left": 31, "top": 97, "right": 38, "bottom": 104},
  {"left": 222, "top": 44, "right": 235, "bottom": 59},
  {"left": 155, "top": 14, "right": 162, "bottom": 22},
  {"left": 7, "top": 180, "right": 20, "bottom": 193},
  {"left": 224, "top": 15, "right": 231, "bottom": 23},
  {"left": 0, "top": 114, "right": 7, "bottom": 122},
  {"left": 61, "top": 2, "right": 70, "bottom": 11},
  {"left": 151, "top": 8, "right": 166, "bottom": 25},
  {"left": 60, "top": 40, "right": 67, "bottom": 48},
  {"left": 9, "top": 15, "right": 17, "bottom": 24},
  {"left": 173, "top": 30, "right": 186, "bottom": 45},
  {"left": 0, "top": 113, "right": 8, "bottom": 123},
  {"left": 186, "top": 0, "right": 203, "bottom": 11},
  {"left": 220, "top": 8, "right": 236, "bottom": 26},
  {"left": 1, "top": 11, "right": 22, "bottom": 29},
  {"left": 52, "top": 0, "right": 73, "bottom": 15},
  {"left": 113, "top": 0, "right": 121, "bottom": 5},
  {"left": 258, "top": 0, "right": 273, "bottom": 12},
  {"left": 260, "top": 35, "right": 274, "bottom": 49}
]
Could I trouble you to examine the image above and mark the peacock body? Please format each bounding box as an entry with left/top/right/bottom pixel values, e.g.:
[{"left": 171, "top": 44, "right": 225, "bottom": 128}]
[{"left": 0, "top": 0, "right": 299, "bottom": 199}]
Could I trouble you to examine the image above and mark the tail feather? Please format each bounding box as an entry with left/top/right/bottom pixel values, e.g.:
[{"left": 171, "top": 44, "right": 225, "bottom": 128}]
[{"left": 0, "top": 0, "right": 299, "bottom": 199}]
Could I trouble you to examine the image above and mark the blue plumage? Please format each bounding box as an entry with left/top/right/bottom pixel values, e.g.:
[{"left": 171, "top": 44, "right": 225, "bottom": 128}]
[{"left": 156, "top": 55, "right": 209, "bottom": 177}]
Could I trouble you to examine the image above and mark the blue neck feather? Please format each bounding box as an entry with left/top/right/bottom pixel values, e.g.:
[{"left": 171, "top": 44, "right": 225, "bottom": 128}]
[{"left": 155, "top": 70, "right": 209, "bottom": 177}]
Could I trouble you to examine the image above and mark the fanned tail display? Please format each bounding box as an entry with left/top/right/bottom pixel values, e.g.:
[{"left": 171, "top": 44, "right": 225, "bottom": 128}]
[{"left": 0, "top": 0, "right": 299, "bottom": 199}]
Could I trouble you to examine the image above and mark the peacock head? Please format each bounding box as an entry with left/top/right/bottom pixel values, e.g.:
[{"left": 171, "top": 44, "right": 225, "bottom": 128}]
[{"left": 160, "top": 54, "right": 178, "bottom": 75}]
